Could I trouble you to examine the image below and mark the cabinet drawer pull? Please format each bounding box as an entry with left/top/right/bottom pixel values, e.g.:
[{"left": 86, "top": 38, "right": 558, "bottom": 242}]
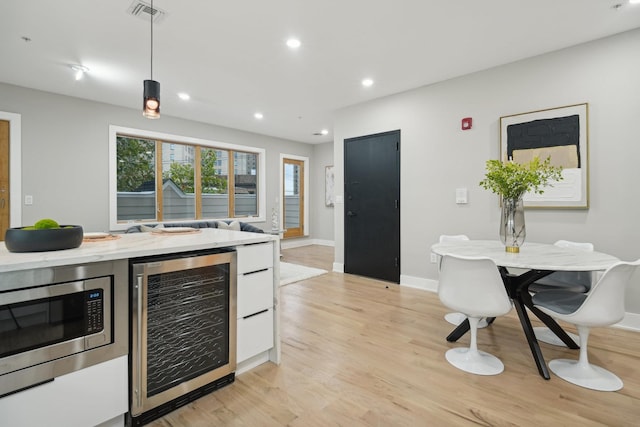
[
  {"left": 243, "top": 268, "right": 269, "bottom": 276},
  {"left": 243, "top": 309, "right": 269, "bottom": 320}
]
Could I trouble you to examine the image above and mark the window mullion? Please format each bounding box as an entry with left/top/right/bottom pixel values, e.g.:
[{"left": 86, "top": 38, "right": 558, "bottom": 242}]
[
  {"left": 155, "top": 140, "right": 163, "bottom": 221},
  {"left": 228, "top": 150, "right": 235, "bottom": 218},
  {"left": 195, "top": 146, "right": 202, "bottom": 219}
]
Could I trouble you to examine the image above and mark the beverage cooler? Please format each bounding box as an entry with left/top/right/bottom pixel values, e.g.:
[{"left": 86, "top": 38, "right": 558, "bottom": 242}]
[{"left": 128, "top": 249, "right": 237, "bottom": 426}]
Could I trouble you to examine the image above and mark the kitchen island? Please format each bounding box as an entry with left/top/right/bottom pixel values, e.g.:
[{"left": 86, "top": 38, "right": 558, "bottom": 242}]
[
  {"left": 0, "top": 227, "right": 276, "bottom": 273},
  {"left": 0, "top": 229, "right": 279, "bottom": 427}
]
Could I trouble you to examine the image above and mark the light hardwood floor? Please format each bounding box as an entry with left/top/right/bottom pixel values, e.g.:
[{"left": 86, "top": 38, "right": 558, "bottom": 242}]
[{"left": 150, "top": 245, "right": 640, "bottom": 426}]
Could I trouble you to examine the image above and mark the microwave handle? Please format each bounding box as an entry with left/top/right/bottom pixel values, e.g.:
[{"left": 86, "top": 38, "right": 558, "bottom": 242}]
[{"left": 135, "top": 274, "right": 144, "bottom": 409}]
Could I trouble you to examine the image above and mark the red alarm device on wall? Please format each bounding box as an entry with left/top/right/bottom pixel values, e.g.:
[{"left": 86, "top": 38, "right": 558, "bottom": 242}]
[{"left": 461, "top": 117, "right": 472, "bottom": 130}]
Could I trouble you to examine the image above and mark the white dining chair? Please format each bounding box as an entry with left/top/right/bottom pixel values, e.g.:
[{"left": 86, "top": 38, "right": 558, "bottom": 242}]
[
  {"left": 438, "top": 235, "right": 489, "bottom": 329},
  {"left": 530, "top": 240, "right": 595, "bottom": 346},
  {"left": 438, "top": 254, "right": 513, "bottom": 375},
  {"left": 532, "top": 259, "right": 640, "bottom": 391}
]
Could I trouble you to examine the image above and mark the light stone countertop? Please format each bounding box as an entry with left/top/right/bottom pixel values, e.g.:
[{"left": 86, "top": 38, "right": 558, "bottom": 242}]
[
  {"left": 431, "top": 240, "right": 620, "bottom": 271},
  {"left": 0, "top": 228, "right": 276, "bottom": 273}
]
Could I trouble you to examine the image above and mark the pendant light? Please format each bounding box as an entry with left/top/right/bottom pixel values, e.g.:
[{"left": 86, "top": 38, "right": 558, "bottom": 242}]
[{"left": 143, "top": 0, "right": 160, "bottom": 119}]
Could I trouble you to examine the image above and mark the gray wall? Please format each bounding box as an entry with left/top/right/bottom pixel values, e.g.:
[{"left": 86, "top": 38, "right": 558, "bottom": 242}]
[
  {"left": 0, "top": 82, "right": 330, "bottom": 239},
  {"left": 333, "top": 29, "right": 640, "bottom": 314},
  {"left": 310, "top": 142, "right": 335, "bottom": 242}
]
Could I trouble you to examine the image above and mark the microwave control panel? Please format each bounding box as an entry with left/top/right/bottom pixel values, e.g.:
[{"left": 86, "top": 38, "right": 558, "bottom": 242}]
[{"left": 85, "top": 289, "right": 104, "bottom": 333}]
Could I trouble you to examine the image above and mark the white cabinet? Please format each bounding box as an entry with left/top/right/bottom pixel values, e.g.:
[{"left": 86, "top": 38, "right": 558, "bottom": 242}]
[
  {"left": 237, "top": 242, "right": 274, "bottom": 273},
  {"left": 235, "top": 243, "right": 275, "bottom": 364},
  {"left": 238, "top": 268, "right": 273, "bottom": 317},
  {"left": 0, "top": 356, "right": 127, "bottom": 427},
  {"left": 237, "top": 308, "right": 274, "bottom": 363}
]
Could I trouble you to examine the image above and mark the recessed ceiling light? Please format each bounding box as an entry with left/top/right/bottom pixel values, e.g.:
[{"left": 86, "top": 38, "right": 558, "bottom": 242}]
[
  {"left": 321, "top": 129, "right": 329, "bottom": 135},
  {"left": 254, "top": 112, "right": 264, "bottom": 120},
  {"left": 70, "top": 64, "right": 89, "bottom": 80},
  {"left": 362, "top": 78, "right": 374, "bottom": 87},
  {"left": 630, "top": 0, "right": 640, "bottom": 4},
  {"left": 178, "top": 92, "right": 190, "bottom": 100},
  {"left": 286, "top": 38, "right": 301, "bottom": 49}
]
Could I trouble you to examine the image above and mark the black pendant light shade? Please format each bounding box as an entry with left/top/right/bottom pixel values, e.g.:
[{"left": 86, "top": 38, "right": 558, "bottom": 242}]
[
  {"left": 143, "top": 79, "right": 160, "bottom": 119},
  {"left": 143, "top": 0, "right": 160, "bottom": 119}
]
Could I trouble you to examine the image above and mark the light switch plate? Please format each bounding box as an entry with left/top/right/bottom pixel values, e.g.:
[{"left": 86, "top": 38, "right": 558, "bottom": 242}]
[{"left": 455, "top": 188, "right": 468, "bottom": 204}]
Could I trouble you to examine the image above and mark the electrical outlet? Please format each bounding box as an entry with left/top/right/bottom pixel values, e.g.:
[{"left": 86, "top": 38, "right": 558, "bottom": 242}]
[
  {"left": 430, "top": 253, "right": 438, "bottom": 263},
  {"left": 24, "top": 195, "right": 33, "bottom": 205}
]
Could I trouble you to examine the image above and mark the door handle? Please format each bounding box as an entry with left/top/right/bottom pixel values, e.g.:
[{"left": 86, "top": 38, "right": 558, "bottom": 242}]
[
  {"left": 347, "top": 211, "right": 357, "bottom": 217},
  {"left": 135, "top": 274, "right": 144, "bottom": 410}
]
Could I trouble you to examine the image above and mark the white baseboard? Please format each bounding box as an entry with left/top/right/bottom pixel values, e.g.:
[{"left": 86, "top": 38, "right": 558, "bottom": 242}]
[
  {"left": 400, "top": 274, "right": 438, "bottom": 292},
  {"left": 236, "top": 351, "right": 270, "bottom": 375},
  {"left": 333, "top": 262, "right": 344, "bottom": 273},
  {"left": 281, "top": 238, "right": 334, "bottom": 250},
  {"left": 617, "top": 312, "right": 640, "bottom": 332}
]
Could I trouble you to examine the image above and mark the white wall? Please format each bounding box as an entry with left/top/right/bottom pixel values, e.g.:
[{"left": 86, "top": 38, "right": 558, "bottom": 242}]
[
  {"left": 333, "top": 28, "right": 640, "bottom": 315},
  {"left": 0, "top": 83, "right": 320, "bottom": 237}
]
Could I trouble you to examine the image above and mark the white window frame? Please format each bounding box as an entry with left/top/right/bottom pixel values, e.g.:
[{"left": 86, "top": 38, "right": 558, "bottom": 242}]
[{"left": 108, "top": 125, "right": 266, "bottom": 232}]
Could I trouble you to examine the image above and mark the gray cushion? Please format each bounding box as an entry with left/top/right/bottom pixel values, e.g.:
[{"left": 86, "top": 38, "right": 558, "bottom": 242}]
[
  {"left": 125, "top": 220, "right": 264, "bottom": 234},
  {"left": 529, "top": 276, "right": 590, "bottom": 293},
  {"left": 529, "top": 271, "right": 592, "bottom": 293},
  {"left": 532, "top": 290, "right": 588, "bottom": 315}
]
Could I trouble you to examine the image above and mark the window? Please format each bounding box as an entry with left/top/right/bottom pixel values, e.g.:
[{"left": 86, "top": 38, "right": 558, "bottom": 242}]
[{"left": 109, "top": 126, "right": 265, "bottom": 231}]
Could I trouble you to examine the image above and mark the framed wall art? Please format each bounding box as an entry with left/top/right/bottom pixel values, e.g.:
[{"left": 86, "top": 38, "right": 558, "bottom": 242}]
[
  {"left": 500, "top": 103, "right": 589, "bottom": 209},
  {"left": 325, "top": 165, "right": 335, "bottom": 207}
]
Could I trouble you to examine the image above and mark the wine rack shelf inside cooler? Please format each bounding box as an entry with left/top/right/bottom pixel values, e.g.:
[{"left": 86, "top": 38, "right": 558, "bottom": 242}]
[{"left": 146, "top": 264, "right": 230, "bottom": 397}]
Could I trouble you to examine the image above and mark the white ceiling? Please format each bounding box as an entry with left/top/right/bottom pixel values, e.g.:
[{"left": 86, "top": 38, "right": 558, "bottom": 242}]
[{"left": 1, "top": 1, "right": 639, "bottom": 144}]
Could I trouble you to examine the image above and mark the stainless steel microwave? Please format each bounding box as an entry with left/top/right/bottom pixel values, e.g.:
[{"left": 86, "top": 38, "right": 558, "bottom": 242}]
[{"left": 0, "top": 260, "right": 128, "bottom": 397}]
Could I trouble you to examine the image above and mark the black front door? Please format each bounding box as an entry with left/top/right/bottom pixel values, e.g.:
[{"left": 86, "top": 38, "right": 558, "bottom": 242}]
[{"left": 344, "top": 130, "right": 400, "bottom": 283}]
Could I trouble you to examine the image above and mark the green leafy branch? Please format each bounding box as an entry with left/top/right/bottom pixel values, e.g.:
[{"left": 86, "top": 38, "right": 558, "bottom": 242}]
[{"left": 479, "top": 157, "right": 563, "bottom": 199}]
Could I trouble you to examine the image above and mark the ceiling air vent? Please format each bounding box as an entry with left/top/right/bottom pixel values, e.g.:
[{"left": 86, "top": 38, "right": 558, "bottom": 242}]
[{"left": 127, "top": 0, "right": 166, "bottom": 23}]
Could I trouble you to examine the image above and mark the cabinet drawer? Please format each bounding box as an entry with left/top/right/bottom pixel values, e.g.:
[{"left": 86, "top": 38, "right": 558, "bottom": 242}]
[
  {"left": 0, "top": 356, "right": 127, "bottom": 427},
  {"left": 237, "top": 243, "right": 273, "bottom": 274},
  {"left": 237, "top": 268, "right": 273, "bottom": 318},
  {"left": 237, "top": 308, "right": 274, "bottom": 363}
]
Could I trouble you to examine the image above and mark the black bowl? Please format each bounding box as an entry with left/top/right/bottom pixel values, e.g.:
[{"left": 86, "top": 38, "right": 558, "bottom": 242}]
[{"left": 4, "top": 225, "right": 84, "bottom": 253}]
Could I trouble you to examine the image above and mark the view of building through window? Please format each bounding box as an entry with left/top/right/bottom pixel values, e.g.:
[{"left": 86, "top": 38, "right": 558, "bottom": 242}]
[{"left": 116, "top": 135, "right": 259, "bottom": 223}]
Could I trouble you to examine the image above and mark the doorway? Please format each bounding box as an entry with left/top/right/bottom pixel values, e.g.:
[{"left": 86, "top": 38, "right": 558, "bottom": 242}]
[
  {"left": 280, "top": 155, "right": 309, "bottom": 239},
  {"left": 0, "top": 111, "right": 21, "bottom": 235},
  {"left": 344, "top": 130, "right": 400, "bottom": 283},
  {"left": 0, "top": 120, "right": 9, "bottom": 240}
]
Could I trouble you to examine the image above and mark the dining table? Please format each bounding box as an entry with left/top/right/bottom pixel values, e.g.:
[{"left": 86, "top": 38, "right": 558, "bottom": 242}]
[{"left": 430, "top": 240, "right": 620, "bottom": 379}]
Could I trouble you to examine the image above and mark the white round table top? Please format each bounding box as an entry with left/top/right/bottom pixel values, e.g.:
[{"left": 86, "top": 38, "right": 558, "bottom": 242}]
[{"left": 431, "top": 240, "right": 619, "bottom": 271}]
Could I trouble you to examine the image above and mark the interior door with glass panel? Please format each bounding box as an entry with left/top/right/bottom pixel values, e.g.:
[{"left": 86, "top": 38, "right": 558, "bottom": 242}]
[{"left": 283, "top": 158, "right": 304, "bottom": 238}]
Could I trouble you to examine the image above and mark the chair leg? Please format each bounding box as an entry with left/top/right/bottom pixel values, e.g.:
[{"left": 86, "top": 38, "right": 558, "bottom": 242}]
[
  {"left": 548, "top": 325, "right": 623, "bottom": 391},
  {"left": 445, "top": 317, "right": 504, "bottom": 376}
]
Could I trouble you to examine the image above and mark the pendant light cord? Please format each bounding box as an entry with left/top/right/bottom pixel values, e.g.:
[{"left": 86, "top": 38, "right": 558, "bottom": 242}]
[{"left": 150, "top": 0, "right": 154, "bottom": 80}]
